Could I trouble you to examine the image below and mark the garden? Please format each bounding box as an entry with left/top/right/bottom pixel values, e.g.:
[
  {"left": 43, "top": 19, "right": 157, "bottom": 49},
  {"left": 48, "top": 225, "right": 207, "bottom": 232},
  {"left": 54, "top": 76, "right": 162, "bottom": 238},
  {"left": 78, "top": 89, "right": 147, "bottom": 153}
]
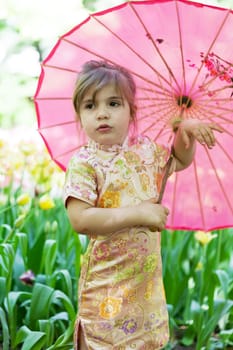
[{"left": 1, "top": 0, "right": 233, "bottom": 349}]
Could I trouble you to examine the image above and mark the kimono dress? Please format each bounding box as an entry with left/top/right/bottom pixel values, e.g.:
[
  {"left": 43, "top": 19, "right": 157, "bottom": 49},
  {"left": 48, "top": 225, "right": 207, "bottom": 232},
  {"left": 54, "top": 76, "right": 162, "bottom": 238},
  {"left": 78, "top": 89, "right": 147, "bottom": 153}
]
[{"left": 63, "top": 136, "right": 170, "bottom": 350}]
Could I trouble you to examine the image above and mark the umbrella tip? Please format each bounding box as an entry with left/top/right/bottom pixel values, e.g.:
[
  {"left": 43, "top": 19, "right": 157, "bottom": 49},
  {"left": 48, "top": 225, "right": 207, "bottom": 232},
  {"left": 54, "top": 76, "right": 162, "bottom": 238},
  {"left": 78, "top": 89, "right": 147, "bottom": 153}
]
[{"left": 177, "top": 95, "right": 193, "bottom": 108}]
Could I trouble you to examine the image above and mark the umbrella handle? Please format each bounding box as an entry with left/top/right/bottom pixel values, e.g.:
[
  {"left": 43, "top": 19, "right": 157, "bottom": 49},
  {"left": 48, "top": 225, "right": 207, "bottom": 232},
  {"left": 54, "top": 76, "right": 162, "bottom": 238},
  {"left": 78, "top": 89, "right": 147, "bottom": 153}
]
[
  {"left": 149, "top": 149, "right": 174, "bottom": 232},
  {"left": 157, "top": 148, "right": 174, "bottom": 204}
]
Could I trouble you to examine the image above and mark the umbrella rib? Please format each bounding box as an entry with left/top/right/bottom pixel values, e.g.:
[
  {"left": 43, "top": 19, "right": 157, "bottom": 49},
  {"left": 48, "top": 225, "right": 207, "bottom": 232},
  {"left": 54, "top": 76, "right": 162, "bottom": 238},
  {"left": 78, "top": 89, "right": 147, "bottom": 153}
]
[
  {"left": 197, "top": 97, "right": 233, "bottom": 103},
  {"left": 188, "top": 9, "right": 231, "bottom": 97},
  {"left": 193, "top": 158, "right": 206, "bottom": 229},
  {"left": 60, "top": 37, "right": 171, "bottom": 95},
  {"left": 142, "top": 116, "right": 171, "bottom": 140},
  {"left": 206, "top": 84, "right": 233, "bottom": 96},
  {"left": 137, "top": 103, "right": 176, "bottom": 123},
  {"left": 216, "top": 139, "right": 233, "bottom": 164},
  {"left": 128, "top": 1, "right": 180, "bottom": 92},
  {"left": 193, "top": 102, "right": 233, "bottom": 124},
  {"left": 41, "top": 64, "right": 78, "bottom": 74},
  {"left": 204, "top": 146, "right": 233, "bottom": 216},
  {"left": 38, "top": 120, "right": 77, "bottom": 130},
  {"left": 197, "top": 103, "right": 233, "bottom": 116},
  {"left": 90, "top": 14, "right": 175, "bottom": 92},
  {"left": 137, "top": 100, "right": 176, "bottom": 110},
  {"left": 175, "top": 0, "right": 186, "bottom": 94},
  {"left": 137, "top": 86, "right": 173, "bottom": 98},
  {"left": 151, "top": 121, "right": 169, "bottom": 142},
  {"left": 138, "top": 97, "right": 174, "bottom": 103}
]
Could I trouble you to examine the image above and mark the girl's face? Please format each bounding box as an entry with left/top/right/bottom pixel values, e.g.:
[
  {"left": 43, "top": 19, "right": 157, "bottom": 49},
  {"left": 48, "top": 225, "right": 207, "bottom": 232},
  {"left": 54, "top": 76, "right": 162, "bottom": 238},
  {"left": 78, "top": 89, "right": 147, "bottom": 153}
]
[{"left": 79, "top": 83, "right": 131, "bottom": 146}]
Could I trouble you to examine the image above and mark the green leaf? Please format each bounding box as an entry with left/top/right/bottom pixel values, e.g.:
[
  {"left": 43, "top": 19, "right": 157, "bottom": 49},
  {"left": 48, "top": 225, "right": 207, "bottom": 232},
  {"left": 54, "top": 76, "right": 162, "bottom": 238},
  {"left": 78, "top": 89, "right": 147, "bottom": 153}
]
[
  {"left": 219, "top": 329, "right": 233, "bottom": 345},
  {"left": 38, "top": 319, "right": 55, "bottom": 347},
  {"left": 28, "top": 283, "right": 54, "bottom": 328},
  {"left": 214, "top": 269, "right": 230, "bottom": 297},
  {"left": 0, "top": 306, "right": 10, "bottom": 350},
  {"left": 198, "top": 299, "right": 233, "bottom": 347},
  {"left": 0, "top": 243, "right": 15, "bottom": 291},
  {"left": 50, "top": 311, "right": 69, "bottom": 322},
  {"left": 28, "top": 230, "right": 46, "bottom": 274},
  {"left": 54, "top": 269, "right": 73, "bottom": 299},
  {"left": 47, "top": 321, "right": 74, "bottom": 349},
  {"left": 15, "top": 326, "right": 46, "bottom": 350},
  {"left": 0, "top": 276, "right": 7, "bottom": 304},
  {"left": 181, "top": 324, "right": 195, "bottom": 346},
  {"left": 52, "top": 290, "right": 76, "bottom": 320},
  {"left": 4, "top": 291, "right": 31, "bottom": 347},
  {"left": 15, "top": 232, "right": 28, "bottom": 266},
  {"left": 40, "top": 239, "right": 57, "bottom": 277},
  {"left": 190, "top": 299, "right": 202, "bottom": 334}
]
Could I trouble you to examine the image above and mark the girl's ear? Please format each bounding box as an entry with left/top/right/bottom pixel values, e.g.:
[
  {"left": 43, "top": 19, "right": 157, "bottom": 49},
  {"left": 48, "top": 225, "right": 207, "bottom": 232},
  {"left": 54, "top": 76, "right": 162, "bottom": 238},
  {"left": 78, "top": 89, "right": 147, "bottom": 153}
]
[{"left": 76, "top": 114, "right": 83, "bottom": 127}]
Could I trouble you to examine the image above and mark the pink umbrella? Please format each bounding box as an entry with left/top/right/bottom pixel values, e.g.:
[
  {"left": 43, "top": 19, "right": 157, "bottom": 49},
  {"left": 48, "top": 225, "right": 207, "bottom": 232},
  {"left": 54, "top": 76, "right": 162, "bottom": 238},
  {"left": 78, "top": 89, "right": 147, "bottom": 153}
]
[{"left": 34, "top": 0, "right": 233, "bottom": 231}]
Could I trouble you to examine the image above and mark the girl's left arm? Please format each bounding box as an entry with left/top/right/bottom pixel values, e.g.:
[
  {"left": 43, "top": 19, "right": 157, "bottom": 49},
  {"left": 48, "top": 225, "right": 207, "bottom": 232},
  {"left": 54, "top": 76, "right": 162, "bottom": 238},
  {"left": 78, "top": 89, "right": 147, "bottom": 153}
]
[{"left": 172, "top": 119, "right": 223, "bottom": 172}]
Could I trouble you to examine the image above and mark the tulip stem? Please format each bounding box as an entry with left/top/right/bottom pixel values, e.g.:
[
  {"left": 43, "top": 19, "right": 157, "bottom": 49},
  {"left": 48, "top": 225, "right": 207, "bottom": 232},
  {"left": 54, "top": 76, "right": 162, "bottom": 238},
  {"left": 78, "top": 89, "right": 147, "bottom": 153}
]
[{"left": 215, "top": 229, "right": 222, "bottom": 268}]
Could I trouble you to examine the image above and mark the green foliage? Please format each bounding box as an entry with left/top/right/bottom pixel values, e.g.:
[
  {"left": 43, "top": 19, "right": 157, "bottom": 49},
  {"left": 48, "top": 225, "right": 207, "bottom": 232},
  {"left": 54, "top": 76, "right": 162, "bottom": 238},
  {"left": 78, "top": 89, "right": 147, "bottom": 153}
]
[
  {"left": 0, "top": 186, "right": 87, "bottom": 349},
  {"left": 0, "top": 137, "right": 232, "bottom": 349},
  {"left": 162, "top": 229, "right": 233, "bottom": 349},
  {"left": 1, "top": 191, "right": 232, "bottom": 349}
]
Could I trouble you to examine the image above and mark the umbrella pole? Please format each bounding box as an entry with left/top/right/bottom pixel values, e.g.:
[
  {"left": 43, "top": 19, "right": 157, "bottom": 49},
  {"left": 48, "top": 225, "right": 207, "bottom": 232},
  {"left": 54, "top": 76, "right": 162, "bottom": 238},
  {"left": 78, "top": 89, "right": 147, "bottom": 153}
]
[
  {"left": 157, "top": 150, "right": 174, "bottom": 204},
  {"left": 157, "top": 107, "right": 185, "bottom": 203}
]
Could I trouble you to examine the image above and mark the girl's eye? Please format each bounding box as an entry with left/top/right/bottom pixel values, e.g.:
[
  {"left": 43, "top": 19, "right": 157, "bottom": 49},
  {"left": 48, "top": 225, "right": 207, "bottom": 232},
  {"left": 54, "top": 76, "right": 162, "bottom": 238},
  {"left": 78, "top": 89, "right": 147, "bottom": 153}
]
[
  {"left": 84, "top": 102, "right": 94, "bottom": 109},
  {"left": 109, "top": 100, "right": 121, "bottom": 107}
]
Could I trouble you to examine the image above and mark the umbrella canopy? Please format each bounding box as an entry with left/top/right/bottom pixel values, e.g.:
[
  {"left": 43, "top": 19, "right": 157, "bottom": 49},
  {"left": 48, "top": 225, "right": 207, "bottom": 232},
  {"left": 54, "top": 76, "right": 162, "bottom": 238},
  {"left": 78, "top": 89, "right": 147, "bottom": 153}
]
[{"left": 34, "top": 0, "right": 233, "bottom": 231}]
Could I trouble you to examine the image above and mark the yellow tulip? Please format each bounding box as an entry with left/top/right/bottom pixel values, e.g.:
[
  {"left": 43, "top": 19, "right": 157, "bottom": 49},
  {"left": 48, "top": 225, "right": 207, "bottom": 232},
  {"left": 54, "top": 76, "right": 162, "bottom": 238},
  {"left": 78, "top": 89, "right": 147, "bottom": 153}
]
[
  {"left": 39, "top": 194, "right": 55, "bottom": 210},
  {"left": 16, "top": 193, "right": 31, "bottom": 206},
  {"left": 194, "top": 231, "right": 217, "bottom": 246}
]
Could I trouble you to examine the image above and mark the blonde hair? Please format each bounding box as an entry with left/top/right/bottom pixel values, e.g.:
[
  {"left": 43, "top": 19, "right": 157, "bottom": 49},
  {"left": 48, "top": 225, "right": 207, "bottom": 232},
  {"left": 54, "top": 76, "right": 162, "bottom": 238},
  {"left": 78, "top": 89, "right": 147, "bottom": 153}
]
[{"left": 72, "top": 60, "right": 137, "bottom": 121}]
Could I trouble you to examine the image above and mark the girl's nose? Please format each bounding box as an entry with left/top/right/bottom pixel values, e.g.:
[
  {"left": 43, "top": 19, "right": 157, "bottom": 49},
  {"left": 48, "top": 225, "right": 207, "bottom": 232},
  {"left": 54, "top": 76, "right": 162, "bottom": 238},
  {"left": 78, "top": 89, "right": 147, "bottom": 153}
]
[{"left": 97, "top": 109, "right": 110, "bottom": 120}]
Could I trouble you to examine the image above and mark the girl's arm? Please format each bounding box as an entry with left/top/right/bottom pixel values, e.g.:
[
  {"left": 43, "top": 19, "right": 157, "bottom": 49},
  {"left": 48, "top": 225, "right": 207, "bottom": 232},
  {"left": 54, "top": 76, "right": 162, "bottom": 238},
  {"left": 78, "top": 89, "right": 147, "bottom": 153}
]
[
  {"left": 172, "top": 119, "right": 223, "bottom": 172},
  {"left": 66, "top": 197, "right": 169, "bottom": 236}
]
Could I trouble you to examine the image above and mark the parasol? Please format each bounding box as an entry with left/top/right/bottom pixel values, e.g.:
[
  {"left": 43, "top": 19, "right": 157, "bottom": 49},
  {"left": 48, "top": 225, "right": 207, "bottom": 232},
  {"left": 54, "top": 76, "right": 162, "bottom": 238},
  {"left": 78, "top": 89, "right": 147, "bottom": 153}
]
[{"left": 34, "top": 0, "right": 233, "bottom": 231}]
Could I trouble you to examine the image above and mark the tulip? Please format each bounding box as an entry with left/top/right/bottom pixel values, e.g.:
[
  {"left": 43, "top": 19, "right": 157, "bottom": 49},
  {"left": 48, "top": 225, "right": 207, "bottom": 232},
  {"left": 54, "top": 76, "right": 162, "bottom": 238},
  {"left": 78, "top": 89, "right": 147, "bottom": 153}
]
[
  {"left": 20, "top": 270, "right": 35, "bottom": 286},
  {"left": 39, "top": 194, "right": 55, "bottom": 210},
  {"left": 16, "top": 193, "right": 31, "bottom": 206},
  {"left": 194, "top": 231, "right": 217, "bottom": 246}
]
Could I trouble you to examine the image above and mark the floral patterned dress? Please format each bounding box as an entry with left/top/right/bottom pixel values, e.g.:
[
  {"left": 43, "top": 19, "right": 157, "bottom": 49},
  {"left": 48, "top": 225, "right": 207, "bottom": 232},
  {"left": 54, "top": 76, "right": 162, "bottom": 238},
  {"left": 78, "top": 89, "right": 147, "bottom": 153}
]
[{"left": 63, "top": 136, "right": 170, "bottom": 350}]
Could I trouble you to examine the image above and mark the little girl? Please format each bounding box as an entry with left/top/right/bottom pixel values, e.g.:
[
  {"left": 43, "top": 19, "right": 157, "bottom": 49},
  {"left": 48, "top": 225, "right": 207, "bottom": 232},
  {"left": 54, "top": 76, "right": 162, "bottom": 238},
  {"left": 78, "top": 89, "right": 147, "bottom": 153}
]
[{"left": 63, "top": 60, "right": 222, "bottom": 350}]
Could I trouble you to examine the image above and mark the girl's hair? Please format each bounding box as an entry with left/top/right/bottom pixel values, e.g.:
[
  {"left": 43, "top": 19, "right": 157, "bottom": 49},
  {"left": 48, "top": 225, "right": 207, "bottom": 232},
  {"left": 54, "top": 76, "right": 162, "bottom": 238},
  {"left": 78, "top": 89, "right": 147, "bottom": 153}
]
[{"left": 72, "top": 60, "right": 137, "bottom": 120}]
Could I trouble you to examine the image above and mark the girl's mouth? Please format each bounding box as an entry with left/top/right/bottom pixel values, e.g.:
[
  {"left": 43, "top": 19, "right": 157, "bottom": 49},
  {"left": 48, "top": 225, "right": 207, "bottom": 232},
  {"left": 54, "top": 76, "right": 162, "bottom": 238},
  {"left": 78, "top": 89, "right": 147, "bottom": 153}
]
[{"left": 97, "top": 125, "right": 112, "bottom": 132}]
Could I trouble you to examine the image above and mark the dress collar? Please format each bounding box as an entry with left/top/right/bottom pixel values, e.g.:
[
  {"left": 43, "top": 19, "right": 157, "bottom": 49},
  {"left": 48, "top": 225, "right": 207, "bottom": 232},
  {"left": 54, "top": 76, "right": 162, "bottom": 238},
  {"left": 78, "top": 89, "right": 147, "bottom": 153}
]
[{"left": 88, "top": 137, "right": 129, "bottom": 153}]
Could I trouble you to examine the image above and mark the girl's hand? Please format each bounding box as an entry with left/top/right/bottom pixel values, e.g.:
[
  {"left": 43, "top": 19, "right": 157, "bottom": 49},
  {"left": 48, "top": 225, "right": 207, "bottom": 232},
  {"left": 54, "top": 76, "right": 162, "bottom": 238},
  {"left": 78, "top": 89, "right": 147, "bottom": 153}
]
[
  {"left": 137, "top": 198, "right": 169, "bottom": 231},
  {"left": 179, "top": 119, "right": 223, "bottom": 149}
]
